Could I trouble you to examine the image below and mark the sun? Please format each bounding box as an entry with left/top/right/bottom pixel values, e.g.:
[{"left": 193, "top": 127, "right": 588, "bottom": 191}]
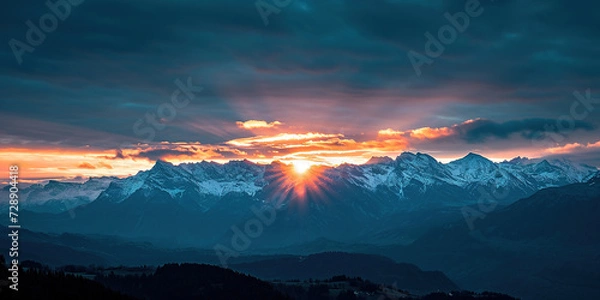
[{"left": 292, "top": 160, "right": 312, "bottom": 175}]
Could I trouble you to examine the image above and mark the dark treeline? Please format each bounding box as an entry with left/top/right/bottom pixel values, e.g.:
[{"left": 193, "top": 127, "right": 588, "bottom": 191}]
[
  {"left": 0, "top": 256, "right": 133, "bottom": 299},
  {"left": 0, "top": 257, "right": 518, "bottom": 300},
  {"left": 96, "top": 263, "right": 290, "bottom": 300}
]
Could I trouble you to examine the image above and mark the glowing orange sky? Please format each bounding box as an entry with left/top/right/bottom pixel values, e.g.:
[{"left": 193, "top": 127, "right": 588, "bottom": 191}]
[{"left": 2, "top": 118, "right": 597, "bottom": 183}]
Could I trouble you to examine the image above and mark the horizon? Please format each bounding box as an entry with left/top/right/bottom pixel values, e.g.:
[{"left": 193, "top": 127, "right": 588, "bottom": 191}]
[{"left": 4, "top": 150, "right": 598, "bottom": 185}]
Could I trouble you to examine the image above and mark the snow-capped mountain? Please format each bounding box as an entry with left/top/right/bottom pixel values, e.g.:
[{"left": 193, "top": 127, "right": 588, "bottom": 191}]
[
  {"left": 0, "top": 177, "right": 115, "bottom": 213},
  {"left": 447, "top": 152, "right": 499, "bottom": 181},
  {"left": 339, "top": 152, "right": 597, "bottom": 205},
  {"left": 95, "top": 160, "right": 267, "bottom": 208},
  {"left": 16, "top": 152, "right": 598, "bottom": 247},
  {"left": 11, "top": 153, "right": 598, "bottom": 214}
]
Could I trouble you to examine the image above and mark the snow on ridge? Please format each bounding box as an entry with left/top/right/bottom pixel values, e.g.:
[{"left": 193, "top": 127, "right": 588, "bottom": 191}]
[
  {"left": 0, "top": 177, "right": 115, "bottom": 212},
  {"left": 103, "top": 160, "right": 269, "bottom": 202},
  {"left": 15, "top": 154, "right": 595, "bottom": 210},
  {"left": 345, "top": 152, "right": 597, "bottom": 192}
]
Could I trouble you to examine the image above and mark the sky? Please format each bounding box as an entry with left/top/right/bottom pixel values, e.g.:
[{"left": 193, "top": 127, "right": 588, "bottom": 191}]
[{"left": 0, "top": 0, "right": 599, "bottom": 181}]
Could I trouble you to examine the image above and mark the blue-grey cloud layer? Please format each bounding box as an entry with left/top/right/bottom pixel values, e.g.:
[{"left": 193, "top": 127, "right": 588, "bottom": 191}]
[{"left": 1, "top": 0, "right": 599, "bottom": 162}]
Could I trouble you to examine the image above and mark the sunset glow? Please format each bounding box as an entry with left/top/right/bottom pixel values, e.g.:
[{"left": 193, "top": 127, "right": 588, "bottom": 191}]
[
  {"left": 1, "top": 119, "right": 599, "bottom": 183},
  {"left": 292, "top": 160, "right": 312, "bottom": 175}
]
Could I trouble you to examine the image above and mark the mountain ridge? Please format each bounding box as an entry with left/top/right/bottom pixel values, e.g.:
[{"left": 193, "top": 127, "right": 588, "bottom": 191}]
[
  {"left": 12, "top": 152, "right": 598, "bottom": 249},
  {"left": 6, "top": 152, "right": 597, "bottom": 214}
]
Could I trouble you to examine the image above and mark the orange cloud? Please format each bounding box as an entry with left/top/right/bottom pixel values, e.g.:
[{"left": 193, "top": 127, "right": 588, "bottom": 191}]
[
  {"left": 236, "top": 120, "right": 283, "bottom": 130},
  {"left": 379, "top": 120, "right": 478, "bottom": 140},
  {"left": 545, "top": 140, "right": 600, "bottom": 154},
  {"left": 98, "top": 162, "right": 113, "bottom": 169},
  {"left": 227, "top": 132, "right": 343, "bottom": 147},
  {"left": 378, "top": 128, "right": 404, "bottom": 136},
  {"left": 78, "top": 162, "right": 96, "bottom": 169},
  {"left": 0, "top": 148, "right": 154, "bottom": 182},
  {"left": 409, "top": 127, "right": 454, "bottom": 139},
  {"left": 379, "top": 126, "right": 454, "bottom": 139}
]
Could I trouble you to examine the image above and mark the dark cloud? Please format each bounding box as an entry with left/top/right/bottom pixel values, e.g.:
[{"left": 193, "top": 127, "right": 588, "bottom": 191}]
[
  {"left": 454, "top": 118, "right": 595, "bottom": 143},
  {"left": 1, "top": 0, "right": 599, "bottom": 164}
]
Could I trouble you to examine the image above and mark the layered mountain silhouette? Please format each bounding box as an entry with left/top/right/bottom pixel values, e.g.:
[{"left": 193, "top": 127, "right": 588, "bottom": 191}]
[
  {"left": 381, "top": 173, "right": 600, "bottom": 299},
  {"left": 9, "top": 153, "right": 597, "bottom": 248}
]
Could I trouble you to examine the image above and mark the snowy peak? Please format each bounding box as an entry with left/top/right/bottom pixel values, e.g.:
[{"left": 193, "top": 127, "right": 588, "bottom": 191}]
[
  {"left": 365, "top": 156, "right": 394, "bottom": 165},
  {"left": 396, "top": 152, "right": 442, "bottom": 167},
  {"left": 416, "top": 152, "right": 439, "bottom": 162},
  {"left": 146, "top": 160, "right": 191, "bottom": 186},
  {"left": 394, "top": 152, "right": 449, "bottom": 180},
  {"left": 447, "top": 152, "right": 497, "bottom": 181},
  {"left": 398, "top": 151, "right": 416, "bottom": 158},
  {"left": 149, "top": 160, "right": 176, "bottom": 173},
  {"left": 451, "top": 152, "right": 494, "bottom": 166},
  {"left": 546, "top": 159, "right": 598, "bottom": 182},
  {"left": 530, "top": 160, "right": 556, "bottom": 171},
  {"left": 506, "top": 156, "right": 532, "bottom": 165}
]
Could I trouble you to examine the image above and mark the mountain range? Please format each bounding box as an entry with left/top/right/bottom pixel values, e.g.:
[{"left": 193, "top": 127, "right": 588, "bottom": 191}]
[{"left": 8, "top": 152, "right": 598, "bottom": 248}]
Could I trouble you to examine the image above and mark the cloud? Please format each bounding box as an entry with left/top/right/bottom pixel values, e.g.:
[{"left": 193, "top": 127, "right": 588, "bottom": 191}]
[
  {"left": 236, "top": 120, "right": 283, "bottom": 130},
  {"left": 132, "top": 149, "right": 200, "bottom": 161},
  {"left": 455, "top": 118, "right": 595, "bottom": 143},
  {"left": 1, "top": 0, "right": 599, "bottom": 152},
  {"left": 380, "top": 118, "right": 595, "bottom": 144},
  {"left": 542, "top": 140, "right": 600, "bottom": 167},
  {"left": 78, "top": 162, "right": 96, "bottom": 169},
  {"left": 117, "top": 142, "right": 250, "bottom": 162},
  {"left": 227, "top": 133, "right": 344, "bottom": 147},
  {"left": 379, "top": 126, "right": 454, "bottom": 140},
  {"left": 545, "top": 140, "right": 600, "bottom": 155},
  {"left": 1, "top": 0, "right": 600, "bottom": 169},
  {"left": 98, "top": 162, "right": 114, "bottom": 169},
  {"left": 96, "top": 130, "right": 410, "bottom": 166}
]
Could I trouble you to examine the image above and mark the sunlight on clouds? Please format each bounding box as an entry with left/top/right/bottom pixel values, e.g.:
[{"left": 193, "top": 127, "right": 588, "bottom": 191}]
[
  {"left": 0, "top": 148, "right": 153, "bottom": 182},
  {"left": 227, "top": 133, "right": 343, "bottom": 147},
  {"left": 410, "top": 127, "right": 454, "bottom": 139},
  {"left": 236, "top": 120, "right": 283, "bottom": 130},
  {"left": 3, "top": 117, "right": 599, "bottom": 182},
  {"left": 545, "top": 140, "right": 600, "bottom": 154}
]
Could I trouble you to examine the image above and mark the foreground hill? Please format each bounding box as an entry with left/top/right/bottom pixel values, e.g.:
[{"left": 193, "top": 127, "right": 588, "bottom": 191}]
[
  {"left": 0, "top": 256, "right": 133, "bottom": 300},
  {"left": 1, "top": 258, "right": 517, "bottom": 300},
  {"left": 231, "top": 252, "right": 458, "bottom": 295},
  {"left": 96, "top": 263, "right": 290, "bottom": 300}
]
